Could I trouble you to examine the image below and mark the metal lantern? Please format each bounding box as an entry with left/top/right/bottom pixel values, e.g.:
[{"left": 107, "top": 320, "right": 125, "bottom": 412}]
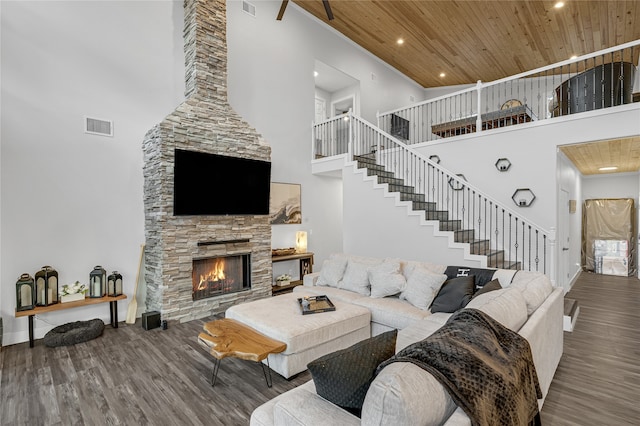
[
  {"left": 35, "top": 266, "right": 58, "bottom": 306},
  {"left": 107, "top": 271, "right": 123, "bottom": 297},
  {"left": 16, "top": 273, "right": 35, "bottom": 311},
  {"left": 89, "top": 265, "right": 107, "bottom": 298}
]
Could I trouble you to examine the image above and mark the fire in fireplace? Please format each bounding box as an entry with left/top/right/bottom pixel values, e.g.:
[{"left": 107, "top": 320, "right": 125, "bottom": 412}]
[{"left": 192, "top": 254, "right": 251, "bottom": 301}]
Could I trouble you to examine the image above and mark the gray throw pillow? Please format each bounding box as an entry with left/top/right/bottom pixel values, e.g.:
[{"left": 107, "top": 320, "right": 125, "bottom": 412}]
[
  {"left": 430, "top": 275, "right": 475, "bottom": 313},
  {"left": 307, "top": 330, "right": 398, "bottom": 417},
  {"left": 444, "top": 266, "right": 496, "bottom": 287},
  {"left": 473, "top": 278, "right": 502, "bottom": 298}
]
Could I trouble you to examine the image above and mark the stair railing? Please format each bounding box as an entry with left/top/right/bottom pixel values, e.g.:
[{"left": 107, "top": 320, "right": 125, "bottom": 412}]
[
  {"left": 343, "top": 111, "right": 556, "bottom": 275},
  {"left": 377, "top": 39, "right": 639, "bottom": 145},
  {"left": 312, "top": 112, "right": 352, "bottom": 159}
]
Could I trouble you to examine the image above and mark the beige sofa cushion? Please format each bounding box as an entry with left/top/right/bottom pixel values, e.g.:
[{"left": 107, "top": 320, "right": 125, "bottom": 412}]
[
  {"left": 508, "top": 271, "right": 553, "bottom": 315},
  {"left": 272, "top": 385, "right": 360, "bottom": 426},
  {"left": 395, "top": 317, "right": 445, "bottom": 352},
  {"left": 351, "top": 296, "right": 431, "bottom": 330},
  {"left": 465, "top": 287, "right": 527, "bottom": 331},
  {"left": 294, "top": 285, "right": 366, "bottom": 304},
  {"left": 361, "top": 362, "right": 457, "bottom": 425}
]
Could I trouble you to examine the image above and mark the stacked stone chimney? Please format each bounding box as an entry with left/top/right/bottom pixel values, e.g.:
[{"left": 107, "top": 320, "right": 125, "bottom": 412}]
[{"left": 142, "top": 0, "right": 272, "bottom": 322}]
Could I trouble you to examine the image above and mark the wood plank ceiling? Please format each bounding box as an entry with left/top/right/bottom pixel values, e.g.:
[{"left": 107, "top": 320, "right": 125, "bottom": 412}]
[
  {"left": 292, "top": 0, "right": 640, "bottom": 88},
  {"left": 291, "top": 0, "right": 640, "bottom": 175},
  {"left": 560, "top": 137, "right": 640, "bottom": 175}
]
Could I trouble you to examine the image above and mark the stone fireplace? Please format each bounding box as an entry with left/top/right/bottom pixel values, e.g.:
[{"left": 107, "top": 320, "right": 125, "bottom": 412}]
[
  {"left": 192, "top": 253, "right": 251, "bottom": 301},
  {"left": 142, "top": 0, "right": 271, "bottom": 322}
]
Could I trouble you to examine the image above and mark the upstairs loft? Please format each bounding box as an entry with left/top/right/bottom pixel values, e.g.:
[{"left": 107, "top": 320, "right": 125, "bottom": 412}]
[{"left": 313, "top": 39, "right": 640, "bottom": 162}]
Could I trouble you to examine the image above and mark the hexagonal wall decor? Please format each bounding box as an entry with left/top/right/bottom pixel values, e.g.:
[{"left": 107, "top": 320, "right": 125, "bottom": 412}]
[
  {"left": 448, "top": 174, "right": 466, "bottom": 191},
  {"left": 512, "top": 188, "right": 535, "bottom": 207},
  {"left": 495, "top": 158, "right": 511, "bottom": 172}
]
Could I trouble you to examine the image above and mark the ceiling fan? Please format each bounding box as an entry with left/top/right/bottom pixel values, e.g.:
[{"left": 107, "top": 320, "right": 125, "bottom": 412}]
[{"left": 277, "top": 0, "right": 334, "bottom": 21}]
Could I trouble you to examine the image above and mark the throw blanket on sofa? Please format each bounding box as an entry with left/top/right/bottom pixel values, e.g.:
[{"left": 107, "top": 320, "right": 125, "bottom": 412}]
[{"left": 378, "top": 309, "right": 542, "bottom": 426}]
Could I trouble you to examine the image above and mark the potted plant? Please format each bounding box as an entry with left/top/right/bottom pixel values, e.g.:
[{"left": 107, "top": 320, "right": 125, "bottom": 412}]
[
  {"left": 275, "top": 274, "right": 292, "bottom": 286},
  {"left": 60, "top": 281, "right": 88, "bottom": 303}
]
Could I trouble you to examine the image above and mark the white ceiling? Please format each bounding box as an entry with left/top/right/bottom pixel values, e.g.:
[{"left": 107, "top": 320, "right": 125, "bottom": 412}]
[{"left": 314, "top": 60, "right": 358, "bottom": 93}]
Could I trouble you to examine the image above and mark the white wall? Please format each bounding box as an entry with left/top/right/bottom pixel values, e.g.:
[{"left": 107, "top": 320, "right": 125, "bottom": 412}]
[
  {"left": 330, "top": 84, "right": 360, "bottom": 116},
  {"left": 1, "top": 0, "right": 427, "bottom": 344},
  {"left": 424, "top": 83, "right": 475, "bottom": 101},
  {"left": 582, "top": 172, "right": 640, "bottom": 200},
  {"left": 1, "top": 1, "right": 185, "bottom": 345},
  {"left": 226, "top": 0, "right": 425, "bottom": 267},
  {"left": 413, "top": 106, "right": 640, "bottom": 232},
  {"left": 343, "top": 164, "right": 483, "bottom": 267}
]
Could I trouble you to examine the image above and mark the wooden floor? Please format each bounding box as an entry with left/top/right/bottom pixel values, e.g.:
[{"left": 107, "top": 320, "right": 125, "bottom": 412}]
[
  {"left": 1, "top": 271, "right": 638, "bottom": 425},
  {"left": 0, "top": 315, "right": 311, "bottom": 426},
  {"left": 540, "top": 272, "right": 640, "bottom": 425}
]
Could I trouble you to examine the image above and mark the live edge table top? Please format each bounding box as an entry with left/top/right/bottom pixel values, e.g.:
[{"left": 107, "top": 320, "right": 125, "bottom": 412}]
[{"left": 198, "top": 318, "right": 287, "bottom": 363}]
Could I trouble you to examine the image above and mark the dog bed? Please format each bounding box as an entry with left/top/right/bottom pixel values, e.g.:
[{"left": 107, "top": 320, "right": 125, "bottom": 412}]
[{"left": 44, "top": 319, "right": 105, "bottom": 347}]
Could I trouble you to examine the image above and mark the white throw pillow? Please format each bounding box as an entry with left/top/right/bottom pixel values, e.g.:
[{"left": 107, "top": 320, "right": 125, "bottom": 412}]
[
  {"left": 338, "top": 260, "right": 371, "bottom": 296},
  {"left": 465, "top": 288, "right": 528, "bottom": 331},
  {"left": 368, "top": 260, "right": 406, "bottom": 298},
  {"left": 401, "top": 260, "right": 447, "bottom": 280},
  {"left": 400, "top": 267, "right": 448, "bottom": 310},
  {"left": 316, "top": 258, "right": 348, "bottom": 288}
]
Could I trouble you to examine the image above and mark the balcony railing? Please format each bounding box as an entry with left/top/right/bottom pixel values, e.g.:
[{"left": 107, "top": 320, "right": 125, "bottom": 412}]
[
  {"left": 376, "top": 40, "right": 639, "bottom": 145},
  {"left": 313, "top": 112, "right": 555, "bottom": 275}
]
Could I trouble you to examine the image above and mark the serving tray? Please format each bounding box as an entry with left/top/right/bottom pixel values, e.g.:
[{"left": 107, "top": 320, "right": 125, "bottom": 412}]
[{"left": 297, "top": 295, "right": 336, "bottom": 315}]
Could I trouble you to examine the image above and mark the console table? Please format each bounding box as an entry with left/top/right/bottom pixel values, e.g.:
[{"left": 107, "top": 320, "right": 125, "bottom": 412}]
[
  {"left": 271, "top": 252, "right": 314, "bottom": 295},
  {"left": 15, "top": 294, "right": 127, "bottom": 348},
  {"left": 432, "top": 105, "right": 536, "bottom": 138}
]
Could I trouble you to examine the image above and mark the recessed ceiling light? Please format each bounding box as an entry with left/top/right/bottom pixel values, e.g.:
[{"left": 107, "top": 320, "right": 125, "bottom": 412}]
[
  {"left": 439, "top": 72, "right": 446, "bottom": 78},
  {"left": 554, "top": 2, "right": 564, "bottom": 9},
  {"left": 598, "top": 166, "right": 618, "bottom": 171},
  {"left": 397, "top": 38, "right": 404, "bottom": 45},
  {"left": 313, "top": 71, "right": 318, "bottom": 77}
]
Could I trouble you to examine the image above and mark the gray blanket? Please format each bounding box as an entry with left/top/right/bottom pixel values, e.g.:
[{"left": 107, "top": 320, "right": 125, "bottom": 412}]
[{"left": 378, "top": 309, "right": 542, "bottom": 426}]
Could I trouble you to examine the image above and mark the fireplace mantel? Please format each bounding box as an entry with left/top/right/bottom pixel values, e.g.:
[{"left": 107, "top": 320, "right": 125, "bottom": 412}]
[{"left": 197, "top": 239, "right": 251, "bottom": 246}]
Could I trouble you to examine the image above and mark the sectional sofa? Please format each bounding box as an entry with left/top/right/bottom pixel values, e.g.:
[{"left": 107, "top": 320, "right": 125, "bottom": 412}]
[{"left": 250, "top": 253, "right": 564, "bottom": 426}]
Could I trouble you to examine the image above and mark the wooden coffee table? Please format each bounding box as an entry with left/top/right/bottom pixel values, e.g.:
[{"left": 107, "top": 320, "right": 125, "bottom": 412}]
[{"left": 197, "top": 318, "right": 287, "bottom": 388}]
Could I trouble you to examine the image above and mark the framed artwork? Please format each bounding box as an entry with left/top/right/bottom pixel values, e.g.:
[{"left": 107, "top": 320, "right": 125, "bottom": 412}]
[{"left": 270, "top": 183, "right": 302, "bottom": 224}]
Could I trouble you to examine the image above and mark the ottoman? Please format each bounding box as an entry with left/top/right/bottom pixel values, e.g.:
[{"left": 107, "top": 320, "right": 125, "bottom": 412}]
[{"left": 225, "top": 293, "right": 371, "bottom": 378}]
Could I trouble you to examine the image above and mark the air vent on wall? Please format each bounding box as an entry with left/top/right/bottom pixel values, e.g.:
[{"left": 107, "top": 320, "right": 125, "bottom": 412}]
[
  {"left": 84, "top": 116, "right": 113, "bottom": 137},
  {"left": 242, "top": 0, "right": 256, "bottom": 17}
]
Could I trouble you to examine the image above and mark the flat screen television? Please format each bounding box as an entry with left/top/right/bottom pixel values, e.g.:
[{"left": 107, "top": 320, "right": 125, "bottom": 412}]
[{"left": 173, "top": 148, "right": 271, "bottom": 216}]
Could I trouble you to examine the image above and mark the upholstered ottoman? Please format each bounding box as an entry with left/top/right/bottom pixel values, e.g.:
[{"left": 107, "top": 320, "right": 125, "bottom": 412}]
[{"left": 225, "top": 293, "right": 371, "bottom": 379}]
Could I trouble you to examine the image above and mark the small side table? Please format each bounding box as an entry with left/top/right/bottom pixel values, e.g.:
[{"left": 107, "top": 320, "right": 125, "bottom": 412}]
[
  {"left": 197, "top": 318, "right": 286, "bottom": 387},
  {"left": 271, "top": 252, "right": 314, "bottom": 295}
]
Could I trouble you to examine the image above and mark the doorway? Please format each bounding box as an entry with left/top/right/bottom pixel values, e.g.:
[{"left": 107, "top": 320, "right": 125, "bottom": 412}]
[
  {"left": 331, "top": 95, "right": 355, "bottom": 117},
  {"left": 313, "top": 60, "right": 360, "bottom": 119},
  {"left": 559, "top": 189, "right": 571, "bottom": 291}
]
